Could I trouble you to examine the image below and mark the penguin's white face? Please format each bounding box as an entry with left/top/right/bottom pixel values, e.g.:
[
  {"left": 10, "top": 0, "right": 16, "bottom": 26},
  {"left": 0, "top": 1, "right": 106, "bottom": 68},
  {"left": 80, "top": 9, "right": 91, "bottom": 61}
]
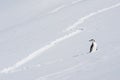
[{"left": 89, "top": 39, "right": 95, "bottom": 42}]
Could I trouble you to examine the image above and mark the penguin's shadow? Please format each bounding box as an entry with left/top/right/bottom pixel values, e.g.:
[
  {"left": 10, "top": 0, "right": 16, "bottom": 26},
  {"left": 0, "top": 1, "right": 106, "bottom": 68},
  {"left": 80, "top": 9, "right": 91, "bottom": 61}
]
[{"left": 72, "top": 50, "right": 99, "bottom": 58}]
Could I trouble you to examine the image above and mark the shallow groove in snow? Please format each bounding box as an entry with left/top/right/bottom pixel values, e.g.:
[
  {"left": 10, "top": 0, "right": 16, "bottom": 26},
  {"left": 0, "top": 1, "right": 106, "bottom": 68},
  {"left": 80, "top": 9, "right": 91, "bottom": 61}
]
[
  {"left": 47, "top": 0, "right": 85, "bottom": 14},
  {"left": 36, "top": 56, "right": 103, "bottom": 80}
]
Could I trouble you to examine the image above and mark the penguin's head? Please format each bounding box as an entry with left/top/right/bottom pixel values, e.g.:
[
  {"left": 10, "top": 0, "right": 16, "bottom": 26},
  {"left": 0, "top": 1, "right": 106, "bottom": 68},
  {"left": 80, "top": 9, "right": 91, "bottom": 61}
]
[{"left": 89, "top": 39, "right": 95, "bottom": 42}]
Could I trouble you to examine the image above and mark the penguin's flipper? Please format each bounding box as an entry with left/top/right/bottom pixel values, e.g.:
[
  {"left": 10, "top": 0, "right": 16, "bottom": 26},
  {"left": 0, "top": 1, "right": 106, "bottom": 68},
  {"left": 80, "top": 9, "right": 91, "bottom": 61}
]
[{"left": 89, "top": 43, "right": 94, "bottom": 53}]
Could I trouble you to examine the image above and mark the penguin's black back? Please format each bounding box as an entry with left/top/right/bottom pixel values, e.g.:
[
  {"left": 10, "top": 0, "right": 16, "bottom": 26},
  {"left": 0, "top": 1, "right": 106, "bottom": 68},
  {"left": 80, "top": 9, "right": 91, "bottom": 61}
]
[{"left": 90, "top": 43, "right": 94, "bottom": 53}]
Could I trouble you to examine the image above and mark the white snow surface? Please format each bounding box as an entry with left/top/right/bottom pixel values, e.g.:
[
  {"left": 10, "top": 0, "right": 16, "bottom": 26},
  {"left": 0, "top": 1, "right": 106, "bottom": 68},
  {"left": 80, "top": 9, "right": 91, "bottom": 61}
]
[{"left": 0, "top": 0, "right": 120, "bottom": 80}]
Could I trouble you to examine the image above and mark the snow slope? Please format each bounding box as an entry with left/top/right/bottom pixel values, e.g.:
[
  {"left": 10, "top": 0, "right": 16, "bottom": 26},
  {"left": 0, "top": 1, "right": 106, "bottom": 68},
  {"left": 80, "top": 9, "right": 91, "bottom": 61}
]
[{"left": 0, "top": 0, "right": 120, "bottom": 80}]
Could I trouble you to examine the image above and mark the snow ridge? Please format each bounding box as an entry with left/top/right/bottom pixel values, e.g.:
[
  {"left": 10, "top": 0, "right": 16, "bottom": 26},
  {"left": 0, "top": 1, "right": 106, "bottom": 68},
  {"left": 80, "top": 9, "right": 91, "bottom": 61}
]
[
  {"left": 71, "top": 0, "right": 84, "bottom": 4},
  {"left": 0, "top": 29, "right": 81, "bottom": 73},
  {"left": 65, "top": 2, "right": 120, "bottom": 32},
  {"left": 49, "top": 5, "right": 66, "bottom": 14}
]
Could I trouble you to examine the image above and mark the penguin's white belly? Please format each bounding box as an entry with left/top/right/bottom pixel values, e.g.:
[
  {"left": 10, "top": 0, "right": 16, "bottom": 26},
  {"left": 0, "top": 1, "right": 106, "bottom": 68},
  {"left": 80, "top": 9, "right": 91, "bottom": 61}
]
[{"left": 91, "top": 42, "right": 97, "bottom": 53}]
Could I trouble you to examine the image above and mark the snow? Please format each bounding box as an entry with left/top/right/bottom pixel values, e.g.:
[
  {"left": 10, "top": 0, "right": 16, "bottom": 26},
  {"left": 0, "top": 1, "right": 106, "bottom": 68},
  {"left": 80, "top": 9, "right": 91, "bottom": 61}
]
[{"left": 0, "top": 0, "right": 120, "bottom": 80}]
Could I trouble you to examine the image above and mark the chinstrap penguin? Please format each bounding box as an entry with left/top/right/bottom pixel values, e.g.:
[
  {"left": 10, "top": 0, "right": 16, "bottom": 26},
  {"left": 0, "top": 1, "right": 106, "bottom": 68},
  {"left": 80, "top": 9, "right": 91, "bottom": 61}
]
[{"left": 89, "top": 39, "right": 97, "bottom": 53}]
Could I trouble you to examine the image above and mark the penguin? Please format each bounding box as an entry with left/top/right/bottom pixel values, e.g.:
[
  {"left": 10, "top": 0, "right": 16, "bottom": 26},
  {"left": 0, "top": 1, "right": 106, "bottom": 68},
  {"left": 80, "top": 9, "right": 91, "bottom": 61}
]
[{"left": 89, "top": 39, "right": 97, "bottom": 53}]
